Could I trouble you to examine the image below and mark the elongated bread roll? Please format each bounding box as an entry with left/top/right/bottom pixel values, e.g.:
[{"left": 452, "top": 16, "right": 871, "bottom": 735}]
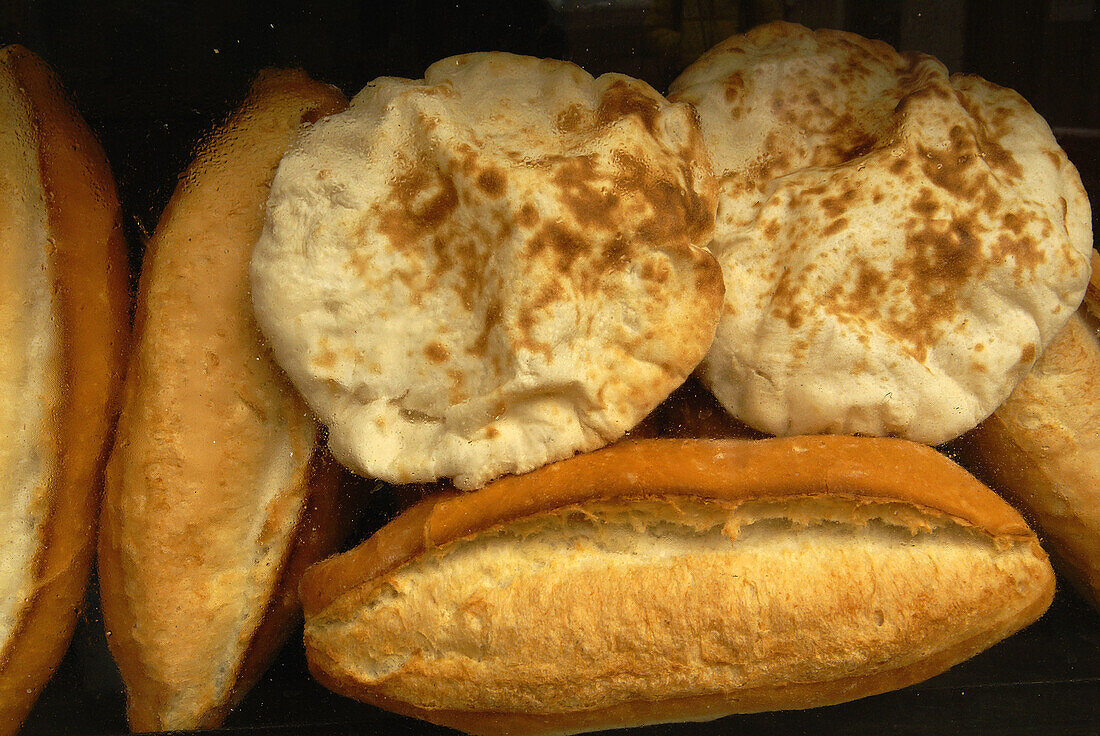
[
  {"left": 960, "top": 252, "right": 1100, "bottom": 609},
  {"left": 0, "top": 46, "right": 130, "bottom": 736},
  {"left": 97, "top": 70, "right": 349, "bottom": 731},
  {"left": 301, "top": 436, "right": 1054, "bottom": 736}
]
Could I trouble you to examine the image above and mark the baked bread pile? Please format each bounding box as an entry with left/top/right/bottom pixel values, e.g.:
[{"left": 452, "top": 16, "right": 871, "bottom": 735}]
[{"left": 0, "top": 19, "right": 1095, "bottom": 736}]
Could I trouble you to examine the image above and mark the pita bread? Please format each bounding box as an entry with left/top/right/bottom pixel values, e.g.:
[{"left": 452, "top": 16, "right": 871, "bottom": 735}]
[
  {"left": 252, "top": 52, "right": 723, "bottom": 489},
  {"left": 670, "top": 22, "right": 1093, "bottom": 444}
]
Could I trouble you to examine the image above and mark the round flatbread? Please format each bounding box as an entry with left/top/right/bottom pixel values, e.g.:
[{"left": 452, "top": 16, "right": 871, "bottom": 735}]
[
  {"left": 670, "top": 21, "right": 1093, "bottom": 444},
  {"left": 252, "top": 52, "right": 723, "bottom": 489}
]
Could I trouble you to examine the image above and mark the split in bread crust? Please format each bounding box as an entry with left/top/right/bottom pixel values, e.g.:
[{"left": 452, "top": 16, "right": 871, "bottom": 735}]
[
  {"left": 301, "top": 437, "right": 1054, "bottom": 736},
  {"left": 0, "top": 45, "right": 130, "bottom": 736},
  {"left": 97, "top": 69, "right": 349, "bottom": 731}
]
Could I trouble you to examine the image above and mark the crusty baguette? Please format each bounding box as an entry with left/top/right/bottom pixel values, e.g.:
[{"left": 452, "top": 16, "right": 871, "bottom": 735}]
[
  {"left": 301, "top": 436, "right": 1054, "bottom": 736},
  {"left": 0, "top": 46, "right": 130, "bottom": 736},
  {"left": 97, "top": 70, "right": 349, "bottom": 731},
  {"left": 959, "top": 251, "right": 1100, "bottom": 609}
]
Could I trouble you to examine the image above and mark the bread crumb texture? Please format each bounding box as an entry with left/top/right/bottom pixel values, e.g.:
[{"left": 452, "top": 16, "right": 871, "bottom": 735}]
[
  {"left": 670, "top": 21, "right": 1093, "bottom": 444},
  {"left": 305, "top": 496, "right": 1051, "bottom": 715},
  {"left": 251, "top": 52, "right": 724, "bottom": 489}
]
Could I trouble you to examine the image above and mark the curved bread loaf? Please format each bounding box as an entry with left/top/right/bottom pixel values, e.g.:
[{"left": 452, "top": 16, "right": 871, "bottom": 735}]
[
  {"left": 961, "top": 252, "right": 1100, "bottom": 609},
  {"left": 301, "top": 436, "right": 1054, "bottom": 736},
  {"left": 97, "top": 70, "right": 349, "bottom": 731},
  {"left": 0, "top": 46, "right": 130, "bottom": 736}
]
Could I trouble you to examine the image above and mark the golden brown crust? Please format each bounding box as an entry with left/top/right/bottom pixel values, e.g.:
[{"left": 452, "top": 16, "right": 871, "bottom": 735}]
[
  {"left": 301, "top": 435, "right": 1036, "bottom": 617},
  {"left": 202, "top": 451, "right": 353, "bottom": 730},
  {"left": 0, "top": 46, "right": 130, "bottom": 736},
  {"left": 301, "top": 437, "right": 1052, "bottom": 736},
  {"left": 312, "top": 591, "right": 1052, "bottom": 736},
  {"left": 97, "top": 69, "right": 347, "bottom": 731}
]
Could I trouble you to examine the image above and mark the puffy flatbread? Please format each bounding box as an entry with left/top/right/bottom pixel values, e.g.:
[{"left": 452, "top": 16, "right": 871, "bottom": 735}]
[
  {"left": 670, "top": 21, "right": 1093, "bottom": 444},
  {"left": 252, "top": 52, "right": 723, "bottom": 489}
]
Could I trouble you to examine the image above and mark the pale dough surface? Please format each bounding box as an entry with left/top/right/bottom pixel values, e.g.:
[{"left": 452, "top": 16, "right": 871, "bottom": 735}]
[{"left": 253, "top": 53, "right": 723, "bottom": 489}]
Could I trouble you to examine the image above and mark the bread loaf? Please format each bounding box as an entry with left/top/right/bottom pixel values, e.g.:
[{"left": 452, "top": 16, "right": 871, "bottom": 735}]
[
  {"left": 0, "top": 45, "right": 130, "bottom": 736},
  {"left": 301, "top": 436, "right": 1054, "bottom": 736},
  {"left": 960, "top": 252, "right": 1100, "bottom": 609},
  {"left": 97, "top": 69, "right": 350, "bottom": 731}
]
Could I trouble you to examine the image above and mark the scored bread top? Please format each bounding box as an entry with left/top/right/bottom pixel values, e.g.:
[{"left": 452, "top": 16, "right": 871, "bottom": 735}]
[
  {"left": 300, "top": 435, "right": 1037, "bottom": 615},
  {"left": 300, "top": 436, "right": 1053, "bottom": 735},
  {"left": 98, "top": 70, "right": 346, "bottom": 731},
  {"left": 251, "top": 52, "right": 724, "bottom": 490},
  {"left": 0, "top": 47, "right": 63, "bottom": 668},
  {"left": 670, "top": 21, "right": 1093, "bottom": 445}
]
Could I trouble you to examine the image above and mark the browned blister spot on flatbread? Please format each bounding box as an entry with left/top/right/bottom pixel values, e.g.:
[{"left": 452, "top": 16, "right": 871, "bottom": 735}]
[
  {"left": 596, "top": 79, "right": 662, "bottom": 133},
  {"left": 1019, "top": 343, "right": 1036, "bottom": 364},
  {"left": 468, "top": 296, "right": 502, "bottom": 358},
  {"left": 475, "top": 168, "right": 505, "bottom": 197},
  {"left": 555, "top": 103, "right": 586, "bottom": 133},
  {"left": 821, "top": 217, "right": 848, "bottom": 237},
  {"left": 761, "top": 220, "right": 780, "bottom": 241},
  {"left": 527, "top": 222, "right": 588, "bottom": 277},
  {"left": 514, "top": 309, "right": 554, "bottom": 361},
  {"left": 377, "top": 166, "right": 460, "bottom": 253},
  {"left": 516, "top": 203, "right": 539, "bottom": 229},
  {"left": 548, "top": 154, "right": 620, "bottom": 231},
  {"left": 724, "top": 72, "right": 745, "bottom": 104},
  {"left": 952, "top": 87, "right": 1025, "bottom": 180},
  {"left": 611, "top": 151, "right": 714, "bottom": 249},
  {"left": 915, "top": 125, "right": 991, "bottom": 200},
  {"left": 312, "top": 340, "right": 338, "bottom": 370},
  {"left": 424, "top": 342, "right": 450, "bottom": 364}
]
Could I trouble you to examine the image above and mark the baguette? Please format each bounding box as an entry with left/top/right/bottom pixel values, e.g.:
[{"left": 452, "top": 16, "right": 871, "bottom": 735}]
[
  {"left": 301, "top": 436, "right": 1054, "bottom": 736},
  {"left": 0, "top": 46, "right": 130, "bottom": 736},
  {"left": 97, "top": 70, "right": 349, "bottom": 731},
  {"left": 959, "top": 252, "right": 1100, "bottom": 609}
]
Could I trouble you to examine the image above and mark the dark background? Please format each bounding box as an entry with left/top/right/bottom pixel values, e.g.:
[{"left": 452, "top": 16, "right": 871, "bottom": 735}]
[{"left": 2, "top": 1, "right": 1099, "bottom": 734}]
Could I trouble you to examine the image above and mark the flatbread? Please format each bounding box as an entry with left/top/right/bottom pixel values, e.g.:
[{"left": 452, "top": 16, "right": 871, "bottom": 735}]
[
  {"left": 670, "top": 21, "right": 1094, "bottom": 445},
  {"left": 252, "top": 52, "right": 723, "bottom": 489}
]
